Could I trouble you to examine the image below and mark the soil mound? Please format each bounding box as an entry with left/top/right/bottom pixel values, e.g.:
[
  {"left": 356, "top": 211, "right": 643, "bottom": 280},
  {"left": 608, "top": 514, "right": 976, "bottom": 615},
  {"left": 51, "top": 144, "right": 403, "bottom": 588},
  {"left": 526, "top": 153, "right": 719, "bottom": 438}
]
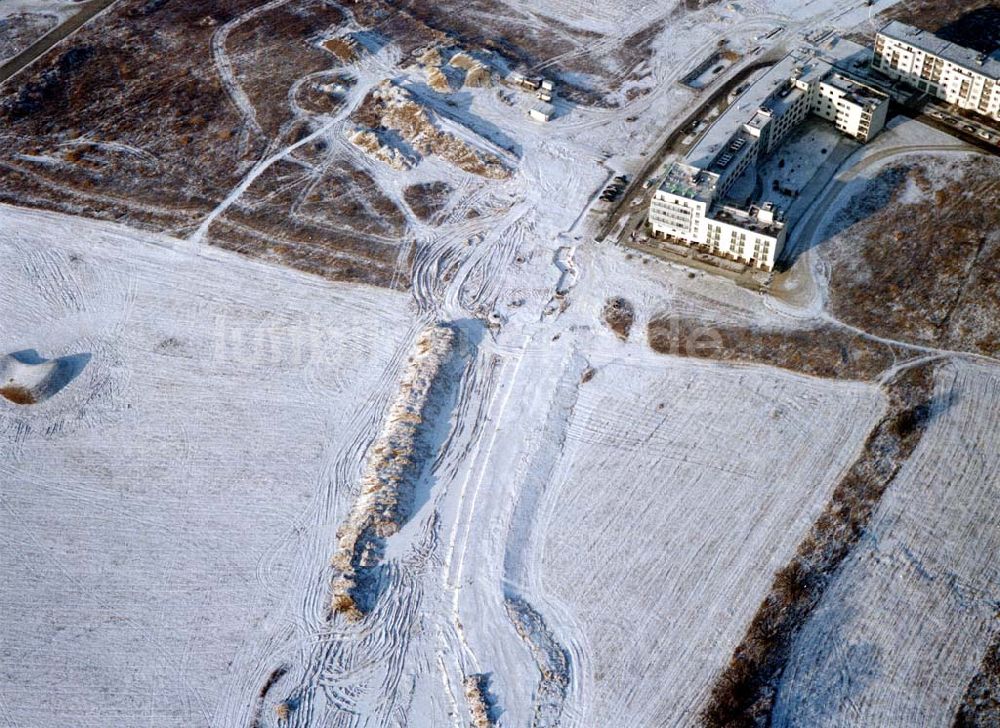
[{"left": 0, "top": 350, "right": 90, "bottom": 405}]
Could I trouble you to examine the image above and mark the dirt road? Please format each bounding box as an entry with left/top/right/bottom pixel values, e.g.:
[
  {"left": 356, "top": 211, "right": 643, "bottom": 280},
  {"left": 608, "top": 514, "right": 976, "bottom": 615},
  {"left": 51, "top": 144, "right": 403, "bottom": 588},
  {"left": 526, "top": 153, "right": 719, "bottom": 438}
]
[{"left": 0, "top": 0, "right": 118, "bottom": 86}]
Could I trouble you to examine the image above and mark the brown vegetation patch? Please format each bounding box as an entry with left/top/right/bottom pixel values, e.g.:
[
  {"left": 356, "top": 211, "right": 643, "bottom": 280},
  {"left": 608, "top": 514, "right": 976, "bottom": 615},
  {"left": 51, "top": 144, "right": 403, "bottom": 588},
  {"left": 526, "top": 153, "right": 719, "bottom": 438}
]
[
  {"left": 954, "top": 635, "right": 1000, "bottom": 728},
  {"left": 648, "top": 316, "right": 903, "bottom": 381},
  {"left": 0, "top": 0, "right": 408, "bottom": 289},
  {"left": 0, "top": 384, "right": 36, "bottom": 405},
  {"left": 602, "top": 297, "right": 634, "bottom": 341},
  {"left": 822, "top": 156, "right": 1000, "bottom": 357},
  {"left": 403, "top": 181, "right": 451, "bottom": 222},
  {"left": 322, "top": 36, "right": 358, "bottom": 62},
  {"left": 702, "top": 363, "right": 938, "bottom": 727},
  {"left": 0, "top": 12, "right": 59, "bottom": 62},
  {"left": 225, "top": 0, "right": 345, "bottom": 138}
]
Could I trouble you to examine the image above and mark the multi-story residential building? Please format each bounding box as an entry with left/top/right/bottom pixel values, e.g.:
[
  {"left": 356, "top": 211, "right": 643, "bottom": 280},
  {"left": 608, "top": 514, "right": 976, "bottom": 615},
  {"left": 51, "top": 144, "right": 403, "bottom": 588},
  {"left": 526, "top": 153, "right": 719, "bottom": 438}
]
[
  {"left": 873, "top": 20, "right": 1000, "bottom": 120},
  {"left": 648, "top": 45, "right": 890, "bottom": 271}
]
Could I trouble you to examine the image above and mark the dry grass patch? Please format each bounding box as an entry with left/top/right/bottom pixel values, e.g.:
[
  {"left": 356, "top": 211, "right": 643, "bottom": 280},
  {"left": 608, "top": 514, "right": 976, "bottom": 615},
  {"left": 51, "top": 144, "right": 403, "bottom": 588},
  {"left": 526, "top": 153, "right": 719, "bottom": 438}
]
[
  {"left": 601, "top": 297, "right": 634, "bottom": 341},
  {"left": 0, "top": 0, "right": 410, "bottom": 289},
  {"left": 329, "top": 325, "right": 457, "bottom": 618},
  {"left": 648, "top": 316, "right": 903, "bottom": 381},
  {"left": 822, "top": 156, "right": 1000, "bottom": 357},
  {"left": 321, "top": 36, "right": 358, "bottom": 62},
  {"left": 352, "top": 80, "right": 510, "bottom": 178},
  {"left": 403, "top": 181, "right": 451, "bottom": 222}
]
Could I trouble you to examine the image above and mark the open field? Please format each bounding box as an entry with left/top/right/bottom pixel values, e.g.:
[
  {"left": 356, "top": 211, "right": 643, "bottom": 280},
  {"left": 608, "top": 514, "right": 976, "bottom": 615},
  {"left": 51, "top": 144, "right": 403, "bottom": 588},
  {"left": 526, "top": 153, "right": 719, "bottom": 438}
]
[
  {"left": 773, "top": 361, "right": 1000, "bottom": 726},
  {"left": 2, "top": 0, "right": 1000, "bottom": 725},
  {"left": 0, "top": 204, "right": 417, "bottom": 727},
  {"left": 536, "top": 354, "right": 884, "bottom": 726}
]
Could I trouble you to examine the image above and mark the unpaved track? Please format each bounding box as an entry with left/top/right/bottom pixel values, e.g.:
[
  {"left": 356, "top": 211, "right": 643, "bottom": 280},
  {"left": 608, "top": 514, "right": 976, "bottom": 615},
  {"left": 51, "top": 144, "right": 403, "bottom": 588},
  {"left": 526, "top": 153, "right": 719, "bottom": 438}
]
[{"left": 0, "top": 0, "right": 118, "bottom": 85}]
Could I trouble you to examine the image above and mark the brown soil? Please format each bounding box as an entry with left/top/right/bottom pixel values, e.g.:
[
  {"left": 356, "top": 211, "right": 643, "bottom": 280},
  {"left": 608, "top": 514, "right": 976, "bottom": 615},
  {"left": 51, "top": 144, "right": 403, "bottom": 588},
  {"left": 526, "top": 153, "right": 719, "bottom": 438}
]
[
  {"left": 602, "top": 297, "right": 634, "bottom": 341},
  {"left": 403, "top": 181, "right": 451, "bottom": 222},
  {"left": 822, "top": 157, "right": 1000, "bottom": 357},
  {"left": 701, "top": 363, "right": 938, "bottom": 727},
  {"left": 647, "top": 316, "right": 905, "bottom": 381},
  {"left": 954, "top": 635, "right": 1000, "bottom": 728},
  {"left": 0, "top": 384, "right": 36, "bottom": 405}
]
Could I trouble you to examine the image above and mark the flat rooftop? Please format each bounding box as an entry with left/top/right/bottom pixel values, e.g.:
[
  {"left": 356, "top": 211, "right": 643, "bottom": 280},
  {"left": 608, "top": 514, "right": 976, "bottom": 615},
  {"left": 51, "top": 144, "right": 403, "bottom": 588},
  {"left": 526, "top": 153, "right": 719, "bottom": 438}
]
[
  {"left": 682, "top": 37, "right": 868, "bottom": 172},
  {"left": 712, "top": 205, "right": 784, "bottom": 236},
  {"left": 706, "top": 128, "right": 756, "bottom": 176},
  {"left": 683, "top": 51, "right": 820, "bottom": 171},
  {"left": 659, "top": 162, "right": 715, "bottom": 201},
  {"left": 879, "top": 20, "right": 1000, "bottom": 80},
  {"left": 761, "top": 80, "right": 808, "bottom": 118},
  {"left": 823, "top": 72, "right": 888, "bottom": 107}
]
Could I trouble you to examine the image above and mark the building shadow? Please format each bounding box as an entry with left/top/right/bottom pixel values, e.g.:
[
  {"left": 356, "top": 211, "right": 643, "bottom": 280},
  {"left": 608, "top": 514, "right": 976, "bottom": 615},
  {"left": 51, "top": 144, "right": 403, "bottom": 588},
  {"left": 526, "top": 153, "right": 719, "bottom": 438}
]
[
  {"left": 775, "top": 162, "right": 910, "bottom": 272},
  {"left": 934, "top": 5, "right": 1000, "bottom": 55}
]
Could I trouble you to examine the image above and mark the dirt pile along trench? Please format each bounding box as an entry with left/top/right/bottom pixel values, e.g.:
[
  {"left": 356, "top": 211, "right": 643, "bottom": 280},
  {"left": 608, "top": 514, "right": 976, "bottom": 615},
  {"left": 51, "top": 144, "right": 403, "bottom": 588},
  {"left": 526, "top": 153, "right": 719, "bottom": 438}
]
[{"left": 330, "top": 323, "right": 461, "bottom": 619}]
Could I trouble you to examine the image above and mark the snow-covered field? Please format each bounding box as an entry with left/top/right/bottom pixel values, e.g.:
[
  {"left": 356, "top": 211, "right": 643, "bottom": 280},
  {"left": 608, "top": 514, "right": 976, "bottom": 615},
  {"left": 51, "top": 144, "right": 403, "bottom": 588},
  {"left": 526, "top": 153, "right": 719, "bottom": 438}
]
[
  {"left": 774, "top": 361, "right": 1000, "bottom": 726},
  {"left": 0, "top": 205, "right": 418, "bottom": 727},
  {"left": 536, "top": 356, "right": 881, "bottom": 726},
  {"left": 2, "top": 0, "right": 999, "bottom": 725}
]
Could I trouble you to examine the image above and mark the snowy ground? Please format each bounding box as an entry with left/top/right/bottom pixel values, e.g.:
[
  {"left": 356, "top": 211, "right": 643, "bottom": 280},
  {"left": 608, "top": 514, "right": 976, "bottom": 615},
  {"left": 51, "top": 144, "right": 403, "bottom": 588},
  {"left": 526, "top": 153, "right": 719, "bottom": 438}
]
[
  {"left": 773, "top": 360, "right": 1000, "bottom": 727},
  {"left": 2, "top": 0, "right": 999, "bottom": 726},
  {"left": 0, "top": 205, "right": 419, "bottom": 727},
  {"left": 535, "top": 356, "right": 881, "bottom": 726}
]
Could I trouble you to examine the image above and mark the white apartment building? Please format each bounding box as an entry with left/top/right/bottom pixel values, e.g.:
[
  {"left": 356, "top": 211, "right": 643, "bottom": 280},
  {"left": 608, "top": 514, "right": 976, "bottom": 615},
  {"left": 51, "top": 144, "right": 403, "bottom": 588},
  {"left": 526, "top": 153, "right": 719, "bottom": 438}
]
[
  {"left": 648, "top": 46, "right": 889, "bottom": 271},
  {"left": 873, "top": 21, "right": 1000, "bottom": 120}
]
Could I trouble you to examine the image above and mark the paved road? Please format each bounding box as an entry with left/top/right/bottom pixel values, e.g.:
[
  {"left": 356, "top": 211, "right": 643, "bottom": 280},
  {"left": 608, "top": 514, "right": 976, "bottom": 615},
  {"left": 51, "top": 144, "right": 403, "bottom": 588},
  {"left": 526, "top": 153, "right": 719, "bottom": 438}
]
[{"left": 0, "top": 0, "right": 118, "bottom": 86}]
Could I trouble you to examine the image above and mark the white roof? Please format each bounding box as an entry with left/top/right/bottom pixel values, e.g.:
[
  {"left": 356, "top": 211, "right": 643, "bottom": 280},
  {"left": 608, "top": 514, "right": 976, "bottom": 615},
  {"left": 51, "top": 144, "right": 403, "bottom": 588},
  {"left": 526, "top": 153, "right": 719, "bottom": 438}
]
[{"left": 879, "top": 20, "right": 1000, "bottom": 80}]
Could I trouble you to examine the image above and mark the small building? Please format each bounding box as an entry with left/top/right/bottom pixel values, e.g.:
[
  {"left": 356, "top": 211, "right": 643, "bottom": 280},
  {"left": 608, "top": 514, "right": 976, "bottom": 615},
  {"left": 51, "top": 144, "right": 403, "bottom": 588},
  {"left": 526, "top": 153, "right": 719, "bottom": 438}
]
[
  {"left": 541, "top": 79, "right": 555, "bottom": 92},
  {"left": 529, "top": 102, "right": 554, "bottom": 123},
  {"left": 874, "top": 20, "right": 1000, "bottom": 120}
]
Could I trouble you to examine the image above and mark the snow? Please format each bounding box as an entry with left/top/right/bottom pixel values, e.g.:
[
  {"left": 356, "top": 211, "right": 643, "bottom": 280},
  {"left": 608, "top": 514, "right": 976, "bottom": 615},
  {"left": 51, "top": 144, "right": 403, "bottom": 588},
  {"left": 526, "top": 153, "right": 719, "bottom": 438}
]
[
  {"left": 6, "top": 0, "right": 1000, "bottom": 725},
  {"left": 532, "top": 351, "right": 882, "bottom": 727},
  {"left": 773, "top": 361, "right": 1000, "bottom": 727},
  {"left": 0, "top": 204, "right": 418, "bottom": 727}
]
